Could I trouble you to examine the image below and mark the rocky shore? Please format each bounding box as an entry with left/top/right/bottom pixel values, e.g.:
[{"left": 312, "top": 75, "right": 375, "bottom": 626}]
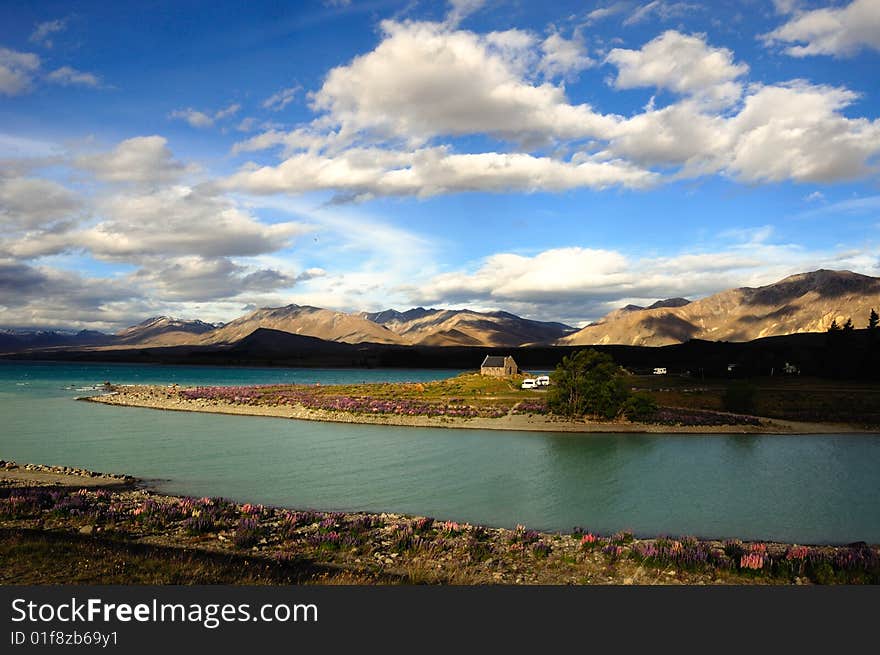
[
  {"left": 2, "top": 462, "right": 877, "bottom": 585},
  {"left": 0, "top": 460, "right": 135, "bottom": 489},
  {"left": 83, "top": 384, "right": 865, "bottom": 434}
]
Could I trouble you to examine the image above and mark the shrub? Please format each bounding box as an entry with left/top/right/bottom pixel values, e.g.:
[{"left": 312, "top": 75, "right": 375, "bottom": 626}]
[
  {"left": 182, "top": 513, "right": 214, "bottom": 535},
  {"left": 622, "top": 392, "right": 658, "bottom": 422},
  {"left": 548, "top": 349, "right": 630, "bottom": 419},
  {"left": 233, "top": 517, "right": 262, "bottom": 549}
]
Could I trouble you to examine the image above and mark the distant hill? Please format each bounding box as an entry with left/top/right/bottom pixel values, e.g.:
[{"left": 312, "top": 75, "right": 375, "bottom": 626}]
[
  {"left": 362, "top": 308, "right": 575, "bottom": 346},
  {"left": 199, "top": 305, "right": 404, "bottom": 346},
  {"left": 0, "top": 328, "right": 114, "bottom": 352},
  {"left": 115, "top": 316, "right": 217, "bottom": 346},
  {"left": 5, "top": 269, "right": 879, "bottom": 354},
  {"left": 561, "top": 270, "right": 880, "bottom": 346}
]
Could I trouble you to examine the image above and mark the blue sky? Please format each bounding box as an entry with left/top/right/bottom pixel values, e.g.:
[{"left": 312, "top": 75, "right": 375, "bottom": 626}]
[{"left": 1, "top": 0, "right": 879, "bottom": 329}]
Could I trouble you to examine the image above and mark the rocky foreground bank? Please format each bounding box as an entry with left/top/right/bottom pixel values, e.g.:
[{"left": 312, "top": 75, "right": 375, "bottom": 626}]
[
  {"left": 1, "top": 462, "right": 877, "bottom": 585},
  {"left": 84, "top": 384, "right": 865, "bottom": 434}
]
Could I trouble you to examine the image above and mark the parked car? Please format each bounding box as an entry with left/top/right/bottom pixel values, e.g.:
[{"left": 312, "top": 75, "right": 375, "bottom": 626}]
[
  {"left": 535, "top": 375, "right": 550, "bottom": 386},
  {"left": 521, "top": 378, "right": 537, "bottom": 389}
]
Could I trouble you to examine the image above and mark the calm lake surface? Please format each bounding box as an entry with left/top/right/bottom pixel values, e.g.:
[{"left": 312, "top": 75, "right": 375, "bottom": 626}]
[{"left": 2, "top": 361, "right": 879, "bottom": 544}]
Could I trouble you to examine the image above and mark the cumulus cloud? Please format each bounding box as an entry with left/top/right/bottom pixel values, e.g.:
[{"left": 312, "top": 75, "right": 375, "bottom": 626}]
[
  {"left": 404, "top": 241, "right": 880, "bottom": 325},
  {"left": 224, "top": 146, "right": 656, "bottom": 199},
  {"left": 0, "top": 133, "right": 317, "bottom": 328},
  {"left": 725, "top": 81, "right": 880, "bottom": 183},
  {"left": 310, "top": 20, "right": 617, "bottom": 146},
  {"left": 607, "top": 79, "right": 880, "bottom": 182},
  {"left": 82, "top": 185, "right": 309, "bottom": 259},
  {"left": 763, "top": 0, "right": 880, "bottom": 57},
  {"left": 29, "top": 19, "right": 67, "bottom": 48},
  {"left": 228, "top": 25, "right": 880, "bottom": 197},
  {"left": 131, "top": 256, "right": 302, "bottom": 302},
  {"left": 225, "top": 20, "right": 651, "bottom": 197},
  {"left": 538, "top": 32, "right": 594, "bottom": 78},
  {"left": 75, "top": 135, "right": 190, "bottom": 185},
  {"left": 0, "top": 47, "right": 41, "bottom": 96},
  {"left": 0, "top": 177, "right": 81, "bottom": 231},
  {"left": 0, "top": 259, "right": 144, "bottom": 329},
  {"left": 46, "top": 66, "right": 100, "bottom": 87},
  {"left": 606, "top": 30, "right": 748, "bottom": 107}
]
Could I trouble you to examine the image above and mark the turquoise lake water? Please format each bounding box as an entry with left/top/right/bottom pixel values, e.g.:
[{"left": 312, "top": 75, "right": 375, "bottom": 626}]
[{"left": 1, "top": 360, "right": 879, "bottom": 544}]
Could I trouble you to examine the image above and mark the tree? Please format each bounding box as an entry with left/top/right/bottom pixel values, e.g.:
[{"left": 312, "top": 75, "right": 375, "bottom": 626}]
[
  {"left": 548, "top": 349, "right": 630, "bottom": 419},
  {"left": 869, "top": 308, "right": 879, "bottom": 330},
  {"left": 828, "top": 319, "right": 841, "bottom": 332},
  {"left": 842, "top": 318, "right": 854, "bottom": 332}
]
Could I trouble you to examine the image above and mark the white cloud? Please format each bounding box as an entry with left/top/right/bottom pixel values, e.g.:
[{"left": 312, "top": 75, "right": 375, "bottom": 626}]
[
  {"left": 0, "top": 259, "right": 144, "bottom": 329},
  {"left": 75, "top": 136, "right": 191, "bottom": 185},
  {"left": 585, "top": 3, "right": 628, "bottom": 24},
  {"left": 237, "top": 117, "right": 258, "bottom": 132},
  {"left": 225, "top": 146, "right": 656, "bottom": 198},
  {"left": 46, "top": 66, "right": 100, "bottom": 87},
  {"left": 131, "top": 256, "right": 302, "bottom": 302},
  {"left": 225, "top": 23, "right": 880, "bottom": 198},
  {"left": 726, "top": 81, "right": 880, "bottom": 183},
  {"left": 445, "top": 0, "right": 487, "bottom": 27},
  {"left": 623, "top": 1, "right": 699, "bottom": 26},
  {"left": 214, "top": 103, "right": 241, "bottom": 120},
  {"left": 0, "top": 177, "right": 81, "bottom": 231},
  {"left": 404, "top": 240, "right": 880, "bottom": 324},
  {"left": 169, "top": 108, "right": 216, "bottom": 128},
  {"left": 29, "top": 19, "right": 67, "bottom": 48},
  {"left": 606, "top": 30, "right": 748, "bottom": 107},
  {"left": 0, "top": 47, "right": 40, "bottom": 96},
  {"left": 763, "top": 0, "right": 880, "bottom": 57},
  {"left": 80, "top": 185, "right": 309, "bottom": 259},
  {"left": 600, "top": 31, "right": 880, "bottom": 182},
  {"left": 538, "top": 32, "right": 594, "bottom": 79},
  {"left": 772, "top": 0, "right": 801, "bottom": 13},
  {"left": 169, "top": 103, "right": 240, "bottom": 128},
  {"left": 310, "top": 20, "right": 617, "bottom": 146},
  {"left": 263, "top": 86, "right": 300, "bottom": 111}
]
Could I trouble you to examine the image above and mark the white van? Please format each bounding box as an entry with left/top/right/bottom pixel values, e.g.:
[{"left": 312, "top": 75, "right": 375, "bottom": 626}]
[
  {"left": 535, "top": 375, "right": 550, "bottom": 386},
  {"left": 521, "top": 379, "right": 537, "bottom": 389}
]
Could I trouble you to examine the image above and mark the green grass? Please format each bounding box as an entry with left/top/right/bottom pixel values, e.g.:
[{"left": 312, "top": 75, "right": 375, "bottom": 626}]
[
  {"left": 0, "top": 529, "right": 381, "bottom": 585},
  {"left": 629, "top": 375, "right": 880, "bottom": 425},
  {"left": 259, "top": 372, "right": 545, "bottom": 409}
]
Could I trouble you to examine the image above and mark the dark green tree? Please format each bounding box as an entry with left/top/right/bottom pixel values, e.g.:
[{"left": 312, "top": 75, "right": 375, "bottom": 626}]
[
  {"left": 869, "top": 308, "right": 879, "bottom": 330},
  {"left": 548, "top": 349, "right": 630, "bottom": 419},
  {"left": 842, "top": 318, "right": 854, "bottom": 332},
  {"left": 828, "top": 319, "right": 841, "bottom": 332}
]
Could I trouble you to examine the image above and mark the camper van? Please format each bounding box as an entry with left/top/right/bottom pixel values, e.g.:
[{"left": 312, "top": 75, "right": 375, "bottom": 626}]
[
  {"left": 653, "top": 367, "right": 667, "bottom": 375},
  {"left": 521, "top": 378, "right": 537, "bottom": 389},
  {"left": 535, "top": 375, "right": 550, "bottom": 387}
]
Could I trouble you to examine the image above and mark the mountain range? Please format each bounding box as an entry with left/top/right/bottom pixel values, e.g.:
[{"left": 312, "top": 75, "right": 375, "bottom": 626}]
[
  {"left": 561, "top": 269, "right": 880, "bottom": 346},
  {"left": 2, "top": 269, "right": 879, "bottom": 353}
]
